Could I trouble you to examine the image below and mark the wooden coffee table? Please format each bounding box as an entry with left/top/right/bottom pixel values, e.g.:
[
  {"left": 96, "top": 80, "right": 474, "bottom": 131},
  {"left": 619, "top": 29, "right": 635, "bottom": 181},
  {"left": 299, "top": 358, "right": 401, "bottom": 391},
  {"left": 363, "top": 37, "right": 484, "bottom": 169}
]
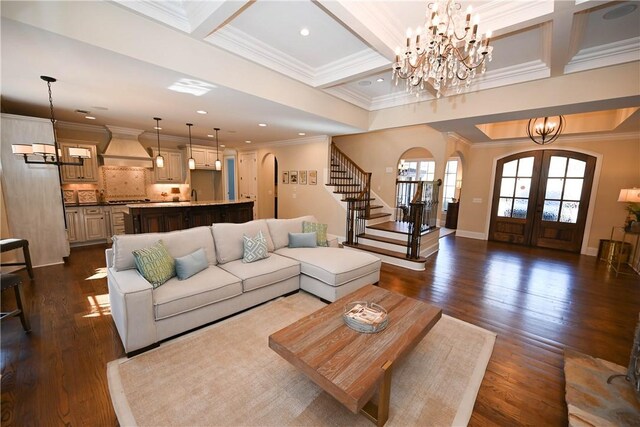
[{"left": 269, "top": 285, "right": 442, "bottom": 426}]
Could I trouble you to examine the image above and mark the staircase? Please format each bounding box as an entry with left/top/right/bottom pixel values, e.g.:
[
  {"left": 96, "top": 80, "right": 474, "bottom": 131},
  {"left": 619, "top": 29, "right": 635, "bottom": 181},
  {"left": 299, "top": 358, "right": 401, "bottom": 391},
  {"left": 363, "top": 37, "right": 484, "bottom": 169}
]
[{"left": 327, "top": 143, "right": 438, "bottom": 271}]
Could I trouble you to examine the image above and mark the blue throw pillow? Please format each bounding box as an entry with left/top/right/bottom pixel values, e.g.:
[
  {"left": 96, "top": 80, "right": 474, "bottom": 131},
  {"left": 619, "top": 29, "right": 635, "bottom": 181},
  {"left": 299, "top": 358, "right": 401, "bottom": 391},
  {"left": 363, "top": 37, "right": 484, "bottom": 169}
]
[
  {"left": 175, "top": 248, "right": 208, "bottom": 280},
  {"left": 288, "top": 232, "right": 318, "bottom": 248},
  {"left": 243, "top": 230, "right": 269, "bottom": 263}
]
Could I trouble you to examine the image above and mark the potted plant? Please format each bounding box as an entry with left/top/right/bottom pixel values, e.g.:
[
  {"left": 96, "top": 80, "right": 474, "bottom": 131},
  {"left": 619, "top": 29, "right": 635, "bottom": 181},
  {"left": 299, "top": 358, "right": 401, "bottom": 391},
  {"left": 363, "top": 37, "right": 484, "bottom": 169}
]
[{"left": 624, "top": 202, "right": 640, "bottom": 232}]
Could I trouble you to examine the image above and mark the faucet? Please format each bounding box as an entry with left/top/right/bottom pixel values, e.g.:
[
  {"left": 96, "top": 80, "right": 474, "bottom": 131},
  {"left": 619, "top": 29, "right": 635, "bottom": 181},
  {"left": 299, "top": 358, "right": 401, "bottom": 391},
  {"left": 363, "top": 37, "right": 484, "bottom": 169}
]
[{"left": 191, "top": 188, "right": 198, "bottom": 202}]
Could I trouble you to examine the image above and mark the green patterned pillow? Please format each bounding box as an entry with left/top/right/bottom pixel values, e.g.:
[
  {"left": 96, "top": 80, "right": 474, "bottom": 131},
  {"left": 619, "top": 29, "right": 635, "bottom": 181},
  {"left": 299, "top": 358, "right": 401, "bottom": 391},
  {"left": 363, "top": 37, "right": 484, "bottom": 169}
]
[
  {"left": 243, "top": 230, "right": 269, "bottom": 263},
  {"left": 302, "top": 221, "right": 329, "bottom": 247},
  {"left": 132, "top": 240, "right": 176, "bottom": 288}
]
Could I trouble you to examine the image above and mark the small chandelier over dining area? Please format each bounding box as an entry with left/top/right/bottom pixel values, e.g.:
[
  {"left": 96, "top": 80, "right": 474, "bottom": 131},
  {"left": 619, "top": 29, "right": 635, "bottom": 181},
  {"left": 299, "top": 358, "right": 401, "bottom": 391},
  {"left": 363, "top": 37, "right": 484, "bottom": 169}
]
[
  {"left": 526, "top": 115, "right": 565, "bottom": 145},
  {"left": 11, "top": 76, "right": 91, "bottom": 165},
  {"left": 186, "top": 123, "right": 195, "bottom": 170},
  {"left": 392, "top": 0, "right": 493, "bottom": 99},
  {"left": 153, "top": 117, "right": 164, "bottom": 168},
  {"left": 214, "top": 127, "right": 222, "bottom": 171}
]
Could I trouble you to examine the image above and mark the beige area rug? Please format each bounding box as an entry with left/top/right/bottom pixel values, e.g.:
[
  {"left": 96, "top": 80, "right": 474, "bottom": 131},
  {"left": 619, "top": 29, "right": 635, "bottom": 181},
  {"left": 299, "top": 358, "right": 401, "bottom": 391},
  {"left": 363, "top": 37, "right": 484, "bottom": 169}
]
[
  {"left": 564, "top": 349, "right": 640, "bottom": 427},
  {"left": 108, "top": 292, "right": 496, "bottom": 427}
]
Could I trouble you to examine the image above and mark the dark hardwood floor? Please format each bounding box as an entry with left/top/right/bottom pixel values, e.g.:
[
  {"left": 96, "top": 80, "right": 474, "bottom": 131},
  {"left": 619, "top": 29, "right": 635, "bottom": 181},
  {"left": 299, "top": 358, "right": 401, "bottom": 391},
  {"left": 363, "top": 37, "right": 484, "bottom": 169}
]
[{"left": 1, "top": 236, "right": 639, "bottom": 426}]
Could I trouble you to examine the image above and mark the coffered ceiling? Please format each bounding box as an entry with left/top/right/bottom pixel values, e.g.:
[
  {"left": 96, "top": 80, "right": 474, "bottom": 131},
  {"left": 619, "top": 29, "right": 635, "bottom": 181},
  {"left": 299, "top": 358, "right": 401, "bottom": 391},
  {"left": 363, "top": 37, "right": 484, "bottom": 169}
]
[{"left": 1, "top": 0, "right": 639, "bottom": 146}]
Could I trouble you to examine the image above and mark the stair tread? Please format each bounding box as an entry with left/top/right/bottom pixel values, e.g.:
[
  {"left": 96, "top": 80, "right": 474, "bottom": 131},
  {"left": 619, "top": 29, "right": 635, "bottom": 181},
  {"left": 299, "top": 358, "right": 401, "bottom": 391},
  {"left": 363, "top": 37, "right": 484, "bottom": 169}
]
[
  {"left": 341, "top": 197, "right": 375, "bottom": 202},
  {"left": 365, "top": 212, "right": 391, "bottom": 219},
  {"left": 367, "top": 221, "right": 438, "bottom": 236},
  {"left": 343, "top": 242, "right": 427, "bottom": 263},
  {"left": 325, "top": 183, "right": 360, "bottom": 187},
  {"left": 335, "top": 190, "right": 362, "bottom": 194},
  {"left": 358, "top": 233, "right": 407, "bottom": 246},
  {"left": 350, "top": 204, "right": 383, "bottom": 211}
]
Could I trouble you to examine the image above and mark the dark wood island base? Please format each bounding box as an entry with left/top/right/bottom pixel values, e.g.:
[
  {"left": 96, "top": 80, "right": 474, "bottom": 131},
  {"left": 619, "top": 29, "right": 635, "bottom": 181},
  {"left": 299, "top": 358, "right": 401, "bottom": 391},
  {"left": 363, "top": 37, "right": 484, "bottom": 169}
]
[{"left": 123, "top": 200, "right": 254, "bottom": 234}]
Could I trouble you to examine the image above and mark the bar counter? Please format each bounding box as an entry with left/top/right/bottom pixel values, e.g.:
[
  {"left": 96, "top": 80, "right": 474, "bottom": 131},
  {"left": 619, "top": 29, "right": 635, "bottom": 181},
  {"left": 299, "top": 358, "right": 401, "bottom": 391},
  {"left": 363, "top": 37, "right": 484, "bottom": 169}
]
[{"left": 123, "top": 200, "right": 254, "bottom": 234}]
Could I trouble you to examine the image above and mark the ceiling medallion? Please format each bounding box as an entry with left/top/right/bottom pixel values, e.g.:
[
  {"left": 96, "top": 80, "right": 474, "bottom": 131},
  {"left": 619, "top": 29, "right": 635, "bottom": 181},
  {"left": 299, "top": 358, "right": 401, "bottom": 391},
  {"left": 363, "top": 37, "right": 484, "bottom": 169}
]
[{"left": 392, "top": 0, "right": 493, "bottom": 98}]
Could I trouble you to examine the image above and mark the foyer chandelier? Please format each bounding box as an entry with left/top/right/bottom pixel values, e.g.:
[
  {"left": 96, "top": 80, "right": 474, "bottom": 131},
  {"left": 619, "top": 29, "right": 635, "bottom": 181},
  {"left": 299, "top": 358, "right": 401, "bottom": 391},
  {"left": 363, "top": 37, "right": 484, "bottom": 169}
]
[
  {"left": 392, "top": 0, "right": 493, "bottom": 98},
  {"left": 213, "top": 127, "right": 221, "bottom": 171},
  {"left": 11, "top": 76, "right": 90, "bottom": 165},
  {"left": 526, "top": 116, "right": 565, "bottom": 145}
]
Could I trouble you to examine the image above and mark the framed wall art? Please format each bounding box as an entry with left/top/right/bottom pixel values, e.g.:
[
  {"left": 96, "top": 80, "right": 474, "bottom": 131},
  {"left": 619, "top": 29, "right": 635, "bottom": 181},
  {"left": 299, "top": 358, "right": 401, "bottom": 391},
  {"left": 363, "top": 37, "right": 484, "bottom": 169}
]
[
  {"left": 289, "top": 170, "right": 298, "bottom": 184},
  {"left": 299, "top": 170, "right": 307, "bottom": 185},
  {"left": 309, "top": 170, "right": 317, "bottom": 185},
  {"left": 282, "top": 171, "right": 289, "bottom": 184}
]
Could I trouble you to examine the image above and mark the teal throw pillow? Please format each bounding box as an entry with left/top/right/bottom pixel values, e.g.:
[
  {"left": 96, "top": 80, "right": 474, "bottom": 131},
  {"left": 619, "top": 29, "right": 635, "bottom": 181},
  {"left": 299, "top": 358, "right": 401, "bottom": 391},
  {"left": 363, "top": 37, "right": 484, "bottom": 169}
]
[
  {"left": 243, "top": 230, "right": 269, "bottom": 263},
  {"left": 132, "top": 240, "right": 175, "bottom": 288},
  {"left": 175, "top": 248, "right": 208, "bottom": 280},
  {"left": 302, "top": 221, "right": 329, "bottom": 247},
  {"left": 288, "top": 232, "right": 317, "bottom": 248}
]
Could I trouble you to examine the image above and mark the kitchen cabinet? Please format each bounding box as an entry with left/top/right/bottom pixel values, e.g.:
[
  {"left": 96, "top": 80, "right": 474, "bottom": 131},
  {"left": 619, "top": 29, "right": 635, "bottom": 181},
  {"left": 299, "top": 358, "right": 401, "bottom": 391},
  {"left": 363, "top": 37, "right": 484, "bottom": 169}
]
[
  {"left": 191, "top": 147, "right": 220, "bottom": 170},
  {"left": 60, "top": 142, "right": 98, "bottom": 183},
  {"left": 65, "top": 208, "right": 84, "bottom": 243},
  {"left": 83, "top": 207, "right": 108, "bottom": 241},
  {"left": 64, "top": 206, "right": 110, "bottom": 245},
  {"left": 151, "top": 149, "right": 183, "bottom": 183},
  {"left": 109, "top": 206, "right": 128, "bottom": 236}
]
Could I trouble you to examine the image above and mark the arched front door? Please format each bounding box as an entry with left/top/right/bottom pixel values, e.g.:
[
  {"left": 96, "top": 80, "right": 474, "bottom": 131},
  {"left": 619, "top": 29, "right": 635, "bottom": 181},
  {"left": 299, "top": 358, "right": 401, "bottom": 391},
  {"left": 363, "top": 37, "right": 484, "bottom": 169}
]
[{"left": 489, "top": 150, "right": 596, "bottom": 253}]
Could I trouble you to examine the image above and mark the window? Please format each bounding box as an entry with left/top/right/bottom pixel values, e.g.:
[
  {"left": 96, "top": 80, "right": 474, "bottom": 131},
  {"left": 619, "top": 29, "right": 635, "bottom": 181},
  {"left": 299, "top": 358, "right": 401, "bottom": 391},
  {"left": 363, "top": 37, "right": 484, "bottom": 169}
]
[
  {"left": 398, "top": 159, "right": 435, "bottom": 181},
  {"left": 442, "top": 160, "right": 458, "bottom": 210}
]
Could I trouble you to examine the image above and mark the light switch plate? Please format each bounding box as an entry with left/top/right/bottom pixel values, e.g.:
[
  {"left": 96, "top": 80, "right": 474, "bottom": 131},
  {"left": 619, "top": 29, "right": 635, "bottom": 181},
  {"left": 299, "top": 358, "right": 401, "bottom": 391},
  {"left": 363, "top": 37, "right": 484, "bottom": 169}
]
[
  {"left": 385, "top": 167, "right": 393, "bottom": 173},
  {"left": 472, "top": 198, "right": 482, "bottom": 203}
]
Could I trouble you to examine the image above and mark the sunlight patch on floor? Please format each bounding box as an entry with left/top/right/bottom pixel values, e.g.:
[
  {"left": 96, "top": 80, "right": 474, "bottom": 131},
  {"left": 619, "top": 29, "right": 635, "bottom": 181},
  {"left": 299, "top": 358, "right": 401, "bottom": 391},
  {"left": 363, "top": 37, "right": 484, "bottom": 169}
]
[
  {"left": 84, "top": 293, "right": 111, "bottom": 318},
  {"left": 85, "top": 267, "right": 107, "bottom": 280}
]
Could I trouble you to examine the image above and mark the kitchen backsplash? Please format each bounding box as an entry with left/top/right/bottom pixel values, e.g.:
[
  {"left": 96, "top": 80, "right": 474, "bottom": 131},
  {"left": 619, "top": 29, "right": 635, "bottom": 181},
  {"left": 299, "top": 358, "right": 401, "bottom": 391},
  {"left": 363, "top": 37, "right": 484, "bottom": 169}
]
[{"left": 62, "top": 166, "right": 191, "bottom": 202}]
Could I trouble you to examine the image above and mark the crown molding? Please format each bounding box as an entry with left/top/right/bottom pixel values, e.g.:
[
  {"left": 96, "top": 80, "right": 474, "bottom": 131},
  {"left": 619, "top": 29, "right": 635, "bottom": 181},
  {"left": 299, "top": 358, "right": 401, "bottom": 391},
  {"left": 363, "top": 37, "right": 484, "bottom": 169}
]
[
  {"left": 446, "top": 132, "right": 472, "bottom": 148},
  {"left": 256, "top": 135, "right": 330, "bottom": 149},
  {"left": 476, "top": 0, "right": 554, "bottom": 35},
  {"left": 206, "top": 26, "right": 315, "bottom": 86},
  {"left": 564, "top": 37, "right": 640, "bottom": 74},
  {"left": 470, "top": 131, "right": 640, "bottom": 148},
  {"left": 113, "top": 0, "right": 190, "bottom": 33},
  {"left": 315, "top": 49, "right": 389, "bottom": 88},
  {"left": 473, "top": 60, "right": 550, "bottom": 92},
  {"left": 323, "top": 86, "right": 373, "bottom": 110},
  {"left": 57, "top": 121, "right": 110, "bottom": 135}
]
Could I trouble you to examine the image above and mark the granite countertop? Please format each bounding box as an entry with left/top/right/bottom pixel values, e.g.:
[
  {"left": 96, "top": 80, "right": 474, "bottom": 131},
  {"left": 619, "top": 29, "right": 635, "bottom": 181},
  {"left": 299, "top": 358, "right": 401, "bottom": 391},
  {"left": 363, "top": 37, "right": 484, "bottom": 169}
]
[{"left": 128, "top": 200, "right": 253, "bottom": 208}]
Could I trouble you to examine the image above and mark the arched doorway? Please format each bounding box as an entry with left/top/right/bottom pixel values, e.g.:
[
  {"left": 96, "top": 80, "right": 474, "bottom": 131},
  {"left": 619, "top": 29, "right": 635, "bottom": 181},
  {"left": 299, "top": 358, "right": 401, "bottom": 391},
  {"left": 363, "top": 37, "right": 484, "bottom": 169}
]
[
  {"left": 261, "top": 153, "right": 278, "bottom": 219},
  {"left": 489, "top": 149, "right": 596, "bottom": 252}
]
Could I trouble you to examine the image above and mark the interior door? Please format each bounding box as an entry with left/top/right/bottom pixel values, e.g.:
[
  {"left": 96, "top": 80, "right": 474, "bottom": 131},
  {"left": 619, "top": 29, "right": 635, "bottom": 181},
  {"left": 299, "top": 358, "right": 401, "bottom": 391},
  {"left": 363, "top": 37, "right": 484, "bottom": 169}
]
[
  {"left": 489, "top": 150, "right": 596, "bottom": 253},
  {"left": 224, "top": 156, "right": 236, "bottom": 201},
  {"left": 238, "top": 151, "right": 257, "bottom": 219}
]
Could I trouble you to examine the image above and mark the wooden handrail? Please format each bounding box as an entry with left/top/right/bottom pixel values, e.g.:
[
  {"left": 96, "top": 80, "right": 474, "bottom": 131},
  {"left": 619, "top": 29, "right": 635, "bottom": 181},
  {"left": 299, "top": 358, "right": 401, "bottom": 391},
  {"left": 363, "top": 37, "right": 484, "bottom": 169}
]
[{"left": 331, "top": 142, "right": 368, "bottom": 176}]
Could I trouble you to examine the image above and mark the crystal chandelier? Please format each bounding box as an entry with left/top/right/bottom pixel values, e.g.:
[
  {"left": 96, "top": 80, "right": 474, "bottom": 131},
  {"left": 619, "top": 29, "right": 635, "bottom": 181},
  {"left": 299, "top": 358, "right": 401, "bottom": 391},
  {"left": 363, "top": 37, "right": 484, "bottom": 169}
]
[{"left": 392, "top": 0, "right": 493, "bottom": 98}]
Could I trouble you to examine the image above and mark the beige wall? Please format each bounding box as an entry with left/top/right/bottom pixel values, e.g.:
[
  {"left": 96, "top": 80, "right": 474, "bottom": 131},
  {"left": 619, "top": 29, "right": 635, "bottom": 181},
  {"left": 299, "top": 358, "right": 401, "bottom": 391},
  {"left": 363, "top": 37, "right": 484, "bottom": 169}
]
[
  {"left": 243, "top": 137, "right": 345, "bottom": 237},
  {"left": 333, "top": 124, "right": 449, "bottom": 222},
  {"left": 457, "top": 134, "right": 640, "bottom": 254}
]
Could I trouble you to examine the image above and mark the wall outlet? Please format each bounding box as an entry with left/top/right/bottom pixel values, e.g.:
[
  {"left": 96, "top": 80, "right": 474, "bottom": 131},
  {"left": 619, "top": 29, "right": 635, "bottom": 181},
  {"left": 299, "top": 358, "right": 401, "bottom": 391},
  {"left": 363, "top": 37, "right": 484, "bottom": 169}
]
[
  {"left": 385, "top": 167, "right": 393, "bottom": 173},
  {"left": 472, "top": 198, "right": 482, "bottom": 203},
  {"left": 292, "top": 193, "right": 297, "bottom": 199}
]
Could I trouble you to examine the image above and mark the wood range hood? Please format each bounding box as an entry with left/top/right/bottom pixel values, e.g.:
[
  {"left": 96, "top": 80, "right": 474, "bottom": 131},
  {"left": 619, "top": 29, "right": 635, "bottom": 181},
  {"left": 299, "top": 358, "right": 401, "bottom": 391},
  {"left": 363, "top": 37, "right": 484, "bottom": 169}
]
[{"left": 100, "top": 125, "right": 153, "bottom": 168}]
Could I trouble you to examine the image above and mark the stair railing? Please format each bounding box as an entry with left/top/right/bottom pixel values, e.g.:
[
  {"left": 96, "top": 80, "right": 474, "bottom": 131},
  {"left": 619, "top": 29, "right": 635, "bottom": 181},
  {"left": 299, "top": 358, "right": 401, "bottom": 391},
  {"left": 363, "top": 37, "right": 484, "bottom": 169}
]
[
  {"left": 330, "top": 143, "right": 371, "bottom": 244},
  {"left": 406, "top": 179, "right": 442, "bottom": 259}
]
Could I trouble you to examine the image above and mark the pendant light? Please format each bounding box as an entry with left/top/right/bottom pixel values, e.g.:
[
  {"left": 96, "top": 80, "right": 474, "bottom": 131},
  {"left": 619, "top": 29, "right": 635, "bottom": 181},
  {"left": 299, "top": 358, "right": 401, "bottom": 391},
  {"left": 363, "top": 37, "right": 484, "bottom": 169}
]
[
  {"left": 186, "top": 123, "right": 195, "bottom": 170},
  {"left": 214, "top": 127, "right": 222, "bottom": 171},
  {"left": 154, "top": 117, "right": 164, "bottom": 168}
]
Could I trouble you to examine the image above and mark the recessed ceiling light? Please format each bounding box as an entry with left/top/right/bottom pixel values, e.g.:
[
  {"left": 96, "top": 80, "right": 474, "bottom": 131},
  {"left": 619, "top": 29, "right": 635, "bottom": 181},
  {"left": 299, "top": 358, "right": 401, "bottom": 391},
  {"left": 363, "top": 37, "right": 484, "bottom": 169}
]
[
  {"left": 300, "top": 28, "right": 310, "bottom": 36},
  {"left": 358, "top": 80, "right": 372, "bottom": 86},
  {"left": 75, "top": 109, "right": 89, "bottom": 114},
  {"left": 207, "top": 134, "right": 214, "bottom": 138},
  {"left": 85, "top": 116, "right": 96, "bottom": 120},
  {"left": 603, "top": 3, "right": 637, "bottom": 20},
  {"left": 298, "top": 132, "right": 306, "bottom": 136},
  {"left": 245, "top": 140, "right": 252, "bottom": 144},
  {"left": 376, "top": 78, "right": 384, "bottom": 82},
  {"left": 196, "top": 110, "right": 207, "bottom": 115},
  {"left": 258, "top": 123, "right": 267, "bottom": 127}
]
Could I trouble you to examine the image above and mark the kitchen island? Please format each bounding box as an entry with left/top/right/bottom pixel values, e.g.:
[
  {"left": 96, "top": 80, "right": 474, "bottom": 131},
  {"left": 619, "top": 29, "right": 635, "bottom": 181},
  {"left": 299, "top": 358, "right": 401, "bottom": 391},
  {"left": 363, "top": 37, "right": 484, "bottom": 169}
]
[{"left": 123, "top": 200, "right": 254, "bottom": 234}]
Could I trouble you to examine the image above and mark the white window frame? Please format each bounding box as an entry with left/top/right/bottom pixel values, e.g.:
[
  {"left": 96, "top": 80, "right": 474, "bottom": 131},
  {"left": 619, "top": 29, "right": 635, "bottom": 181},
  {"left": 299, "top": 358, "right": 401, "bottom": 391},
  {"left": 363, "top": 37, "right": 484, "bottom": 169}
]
[
  {"left": 398, "top": 158, "right": 435, "bottom": 181},
  {"left": 442, "top": 159, "right": 459, "bottom": 211}
]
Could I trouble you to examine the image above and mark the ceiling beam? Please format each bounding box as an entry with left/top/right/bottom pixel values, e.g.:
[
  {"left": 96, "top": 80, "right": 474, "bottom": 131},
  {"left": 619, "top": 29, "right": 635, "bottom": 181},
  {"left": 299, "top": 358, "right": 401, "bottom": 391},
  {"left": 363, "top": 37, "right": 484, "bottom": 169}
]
[{"left": 186, "top": 0, "right": 254, "bottom": 39}]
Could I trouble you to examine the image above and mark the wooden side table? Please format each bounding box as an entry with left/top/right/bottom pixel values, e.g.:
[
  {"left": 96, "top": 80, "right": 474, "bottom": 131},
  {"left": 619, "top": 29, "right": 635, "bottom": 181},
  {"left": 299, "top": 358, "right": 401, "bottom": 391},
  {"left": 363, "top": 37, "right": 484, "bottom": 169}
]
[{"left": 608, "top": 227, "right": 640, "bottom": 277}]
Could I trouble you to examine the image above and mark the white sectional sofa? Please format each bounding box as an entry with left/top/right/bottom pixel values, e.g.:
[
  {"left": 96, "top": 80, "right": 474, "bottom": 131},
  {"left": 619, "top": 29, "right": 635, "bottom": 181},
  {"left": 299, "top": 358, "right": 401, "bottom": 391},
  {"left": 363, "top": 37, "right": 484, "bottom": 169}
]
[{"left": 106, "top": 215, "right": 381, "bottom": 354}]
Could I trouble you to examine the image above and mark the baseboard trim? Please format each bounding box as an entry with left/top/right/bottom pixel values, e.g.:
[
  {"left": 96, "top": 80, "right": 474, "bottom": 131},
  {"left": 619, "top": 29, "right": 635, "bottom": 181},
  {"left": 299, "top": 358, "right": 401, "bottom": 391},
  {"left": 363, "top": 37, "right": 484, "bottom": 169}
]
[{"left": 455, "top": 230, "right": 486, "bottom": 240}]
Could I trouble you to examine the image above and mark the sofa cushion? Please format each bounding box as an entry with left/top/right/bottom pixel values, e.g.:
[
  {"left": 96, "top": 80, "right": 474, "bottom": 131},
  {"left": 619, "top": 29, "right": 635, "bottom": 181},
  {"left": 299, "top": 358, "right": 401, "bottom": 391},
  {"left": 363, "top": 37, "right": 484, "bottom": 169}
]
[
  {"left": 288, "top": 232, "right": 317, "bottom": 248},
  {"left": 175, "top": 248, "right": 208, "bottom": 280},
  {"left": 243, "top": 230, "right": 269, "bottom": 263},
  {"left": 275, "top": 247, "right": 381, "bottom": 287},
  {"left": 302, "top": 221, "right": 329, "bottom": 246},
  {"left": 152, "top": 266, "right": 242, "bottom": 320},
  {"left": 112, "top": 226, "right": 217, "bottom": 271},
  {"left": 212, "top": 219, "right": 275, "bottom": 264},
  {"left": 132, "top": 240, "right": 176, "bottom": 287},
  {"left": 218, "top": 253, "right": 300, "bottom": 292},
  {"left": 266, "top": 215, "right": 318, "bottom": 250}
]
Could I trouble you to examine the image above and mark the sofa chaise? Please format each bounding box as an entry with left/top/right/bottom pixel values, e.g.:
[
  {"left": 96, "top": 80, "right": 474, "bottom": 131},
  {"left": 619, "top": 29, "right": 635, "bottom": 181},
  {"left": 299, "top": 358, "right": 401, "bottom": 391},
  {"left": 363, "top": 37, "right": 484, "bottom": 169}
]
[{"left": 106, "top": 215, "right": 381, "bottom": 354}]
